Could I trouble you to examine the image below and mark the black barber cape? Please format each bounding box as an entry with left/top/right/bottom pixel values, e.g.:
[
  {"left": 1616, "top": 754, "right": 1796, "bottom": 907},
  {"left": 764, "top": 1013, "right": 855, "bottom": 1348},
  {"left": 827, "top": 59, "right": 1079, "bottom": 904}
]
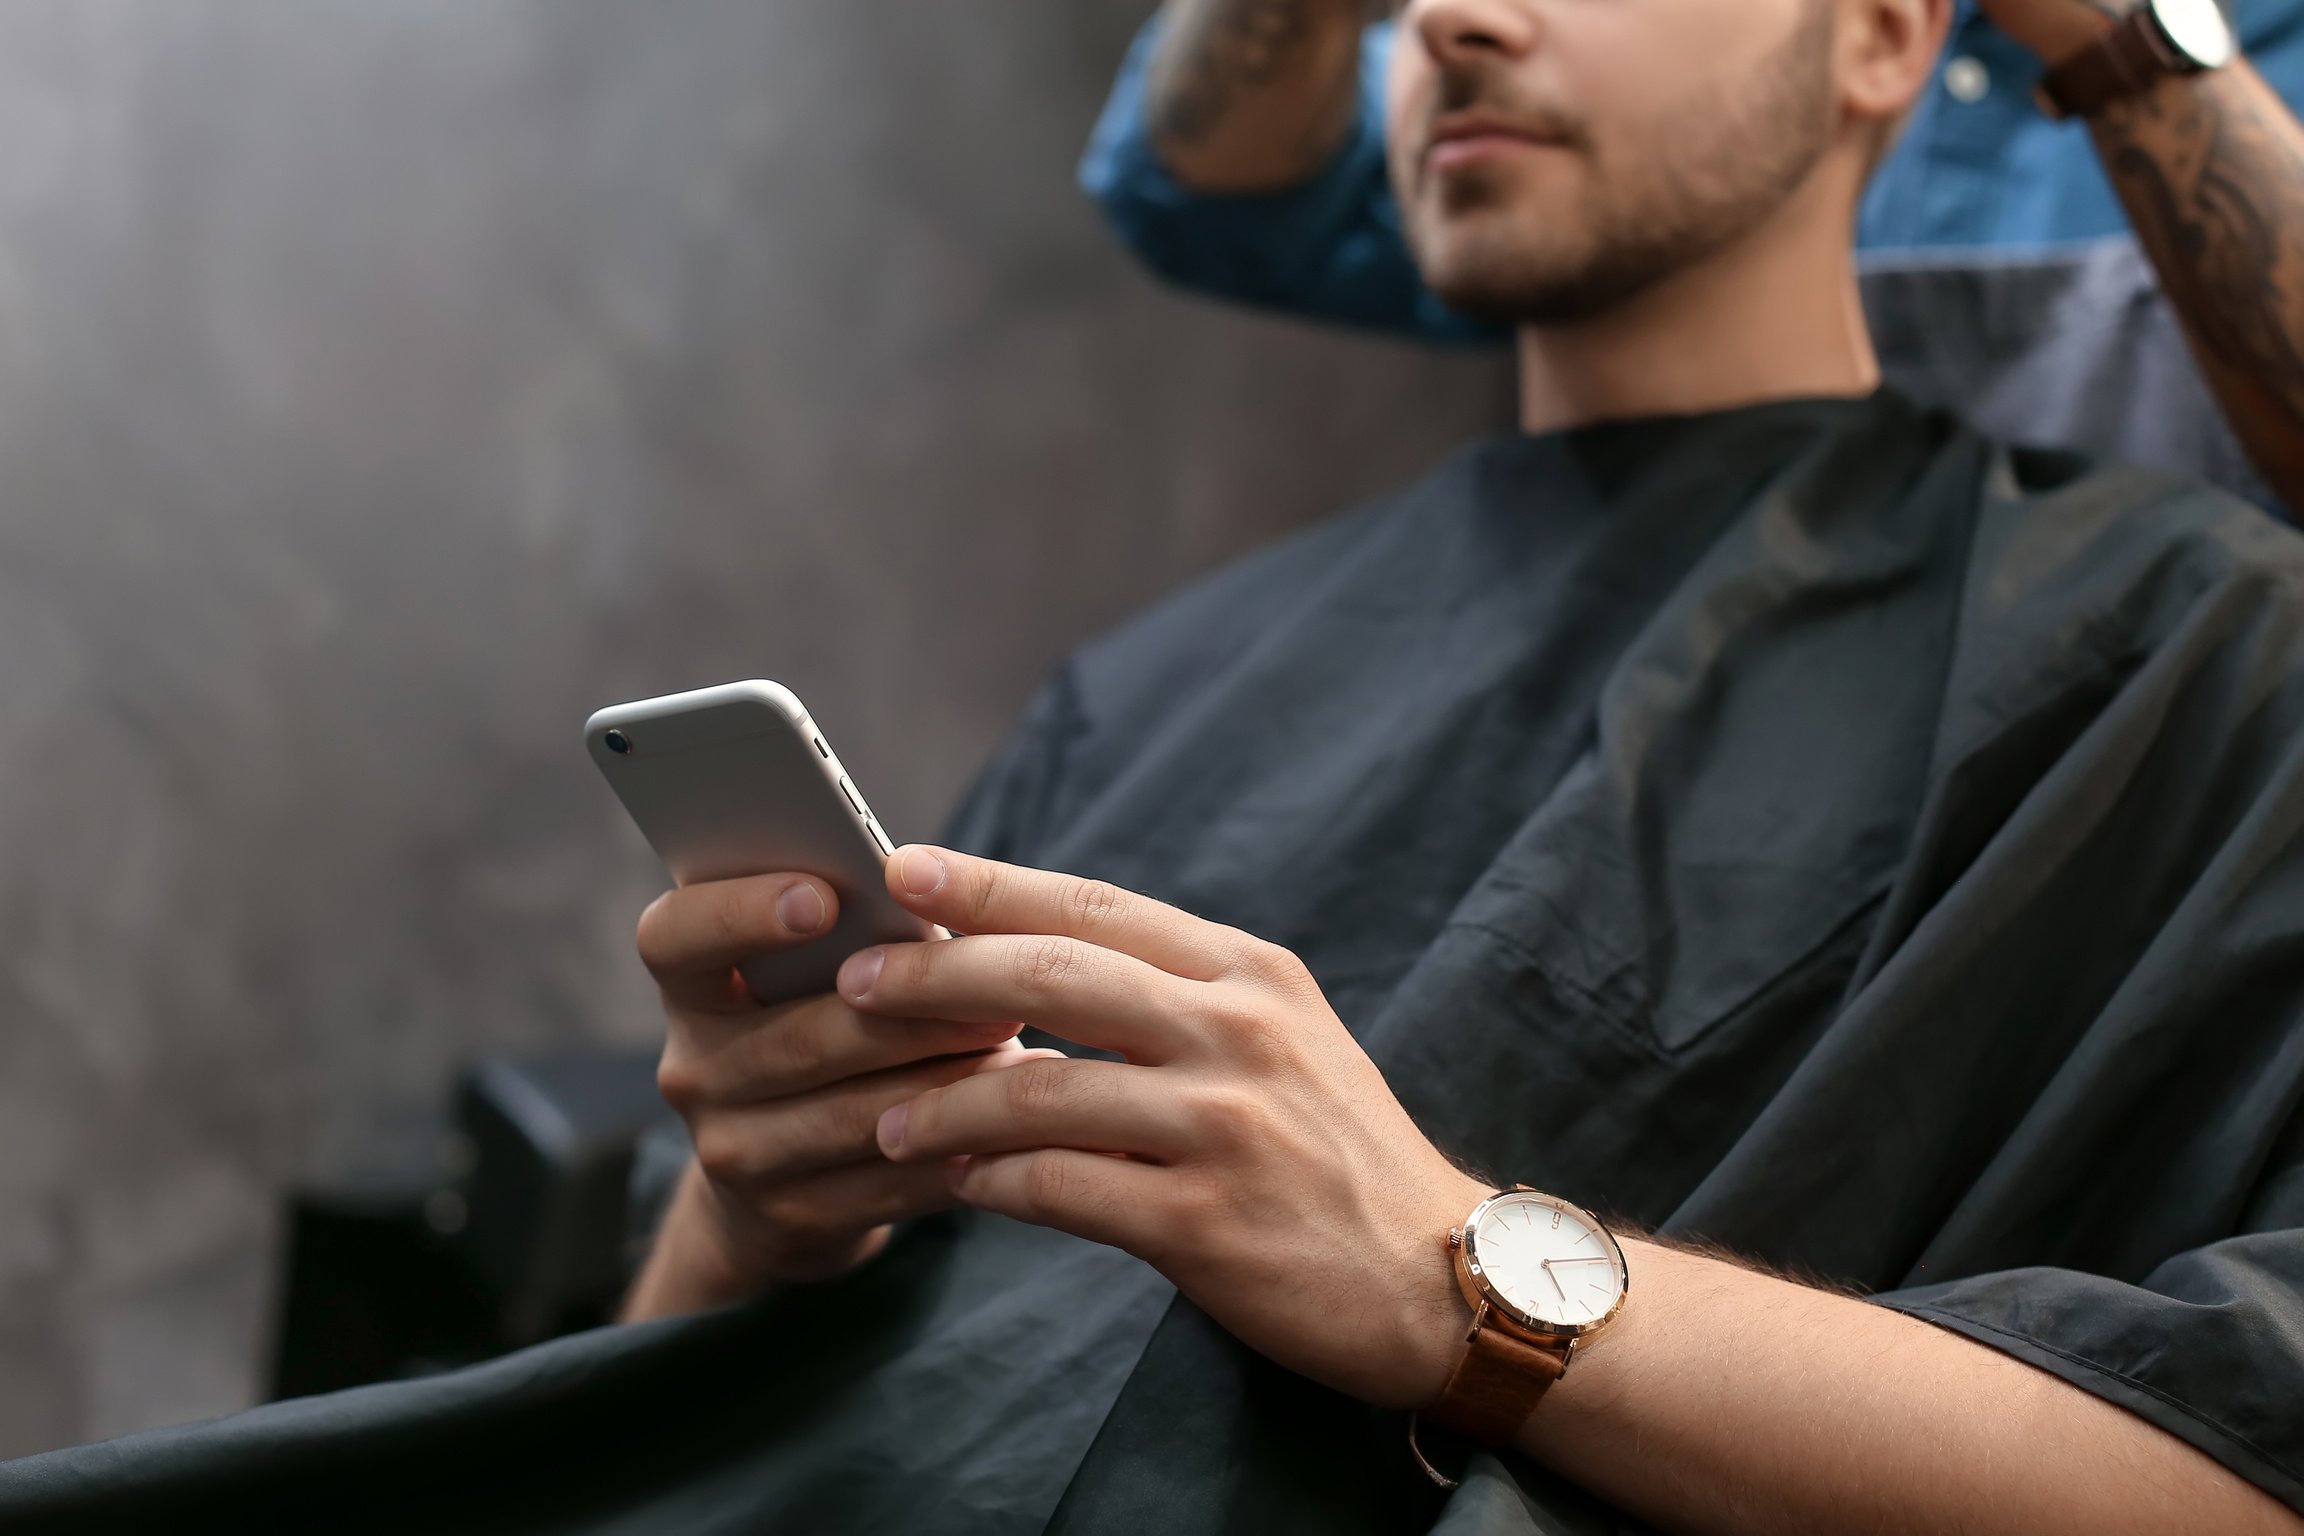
[{"left": 6, "top": 392, "right": 2302, "bottom": 1533}]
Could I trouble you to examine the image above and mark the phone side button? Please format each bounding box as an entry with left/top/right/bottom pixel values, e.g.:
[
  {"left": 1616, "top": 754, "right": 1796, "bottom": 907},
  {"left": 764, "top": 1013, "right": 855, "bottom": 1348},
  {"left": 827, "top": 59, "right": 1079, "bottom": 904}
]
[
  {"left": 867, "top": 821, "right": 894, "bottom": 856},
  {"left": 838, "top": 776, "right": 866, "bottom": 816}
]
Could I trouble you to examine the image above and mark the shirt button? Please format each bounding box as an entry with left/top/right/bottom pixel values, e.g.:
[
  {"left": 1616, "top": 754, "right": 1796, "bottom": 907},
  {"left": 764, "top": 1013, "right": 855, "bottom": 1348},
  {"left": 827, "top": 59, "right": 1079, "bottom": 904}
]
[{"left": 1945, "top": 55, "right": 1991, "bottom": 103}]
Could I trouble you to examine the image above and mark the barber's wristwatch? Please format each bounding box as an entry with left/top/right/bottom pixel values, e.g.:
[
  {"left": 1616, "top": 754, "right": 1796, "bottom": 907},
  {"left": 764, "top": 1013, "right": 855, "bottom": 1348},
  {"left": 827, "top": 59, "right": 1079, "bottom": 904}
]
[
  {"left": 2035, "top": 0, "right": 2238, "bottom": 121},
  {"left": 1414, "top": 1188, "right": 1628, "bottom": 1485}
]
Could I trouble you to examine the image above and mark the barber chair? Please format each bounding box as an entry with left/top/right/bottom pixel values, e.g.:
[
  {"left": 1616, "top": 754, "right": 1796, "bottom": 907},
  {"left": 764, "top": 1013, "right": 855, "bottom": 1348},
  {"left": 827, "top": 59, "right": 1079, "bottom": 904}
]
[{"left": 268, "top": 1048, "right": 678, "bottom": 1398}]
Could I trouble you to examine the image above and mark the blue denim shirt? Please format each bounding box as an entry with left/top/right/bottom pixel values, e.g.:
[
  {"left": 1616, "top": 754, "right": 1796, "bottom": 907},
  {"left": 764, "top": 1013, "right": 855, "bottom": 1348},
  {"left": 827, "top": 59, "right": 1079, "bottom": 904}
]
[{"left": 1082, "top": 2, "right": 2304, "bottom": 343}]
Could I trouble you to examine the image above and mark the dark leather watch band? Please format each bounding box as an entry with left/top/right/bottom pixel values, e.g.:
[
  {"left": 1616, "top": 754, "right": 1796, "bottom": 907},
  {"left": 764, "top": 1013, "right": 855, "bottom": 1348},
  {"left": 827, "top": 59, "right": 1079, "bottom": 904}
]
[
  {"left": 2037, "top": 7, "right": 2199, "bottom": 120},
  {"left": 1425, "top": 1304, "right": 1570, "bottom": 1445}
]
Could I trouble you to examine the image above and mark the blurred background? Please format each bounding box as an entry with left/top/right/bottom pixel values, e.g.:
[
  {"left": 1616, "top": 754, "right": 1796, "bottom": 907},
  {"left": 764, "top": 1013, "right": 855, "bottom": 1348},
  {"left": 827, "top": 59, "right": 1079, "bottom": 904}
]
[{"left": 0, "top": 0, "right": 1506, "bottom": 1459}]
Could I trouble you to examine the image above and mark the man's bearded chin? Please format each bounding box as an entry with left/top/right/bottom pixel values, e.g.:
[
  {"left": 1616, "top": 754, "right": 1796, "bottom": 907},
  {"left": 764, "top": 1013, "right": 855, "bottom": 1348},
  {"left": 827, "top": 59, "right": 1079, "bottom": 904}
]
[
  {"left": 1403, "top": 5, "right": 1839, "bottom": 328},
  {"left": 1407, "top": 190, "right": 1723, "bottom": 327}
]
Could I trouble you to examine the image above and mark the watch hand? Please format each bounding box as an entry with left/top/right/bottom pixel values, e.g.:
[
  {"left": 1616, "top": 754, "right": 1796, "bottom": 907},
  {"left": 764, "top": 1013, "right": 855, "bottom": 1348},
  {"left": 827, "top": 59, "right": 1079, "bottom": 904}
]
[{"left": 1541, "top": 1259, "right": 1569, "bottom": 1303}]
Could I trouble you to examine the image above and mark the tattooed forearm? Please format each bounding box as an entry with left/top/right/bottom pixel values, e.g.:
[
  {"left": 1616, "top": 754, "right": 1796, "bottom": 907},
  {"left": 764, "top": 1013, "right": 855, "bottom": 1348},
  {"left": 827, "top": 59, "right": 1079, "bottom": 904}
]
[
  {"left": 2092, "top": 65, "right": 2304, "bottom": 496},
  {"left": 1142, "top": 0, "right": 1379, "bottom": 190},
  {"left": 1150, "top": 0, "right": 1320, "bottom": 148}
]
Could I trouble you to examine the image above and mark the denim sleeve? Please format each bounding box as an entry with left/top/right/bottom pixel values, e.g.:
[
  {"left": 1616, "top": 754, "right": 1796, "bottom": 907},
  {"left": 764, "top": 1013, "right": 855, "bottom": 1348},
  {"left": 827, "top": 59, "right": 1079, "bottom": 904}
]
[
  {"left": 2245, "top": 0, "right": 2304, "bottom": 101},
  {"left": 1078, "top": 18, "right": 1502, "bottom": 345}
]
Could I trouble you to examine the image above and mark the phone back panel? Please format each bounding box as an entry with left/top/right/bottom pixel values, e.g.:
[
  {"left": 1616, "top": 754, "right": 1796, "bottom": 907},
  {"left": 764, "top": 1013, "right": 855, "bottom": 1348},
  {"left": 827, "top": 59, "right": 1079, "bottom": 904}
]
[{"left": 585, "top": 680, "right": 932, "bottom": 1005}]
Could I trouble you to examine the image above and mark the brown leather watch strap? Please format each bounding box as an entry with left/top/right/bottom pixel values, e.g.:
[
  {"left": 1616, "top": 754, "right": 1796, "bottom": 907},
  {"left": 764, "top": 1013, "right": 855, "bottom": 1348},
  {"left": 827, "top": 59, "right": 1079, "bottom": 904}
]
[
  {"left": 1425, "top": 1305, "right": 1569, "bottom": 1446},
  {"left": 2037, "top": 8, "right": 2191, "bottom": 120}
]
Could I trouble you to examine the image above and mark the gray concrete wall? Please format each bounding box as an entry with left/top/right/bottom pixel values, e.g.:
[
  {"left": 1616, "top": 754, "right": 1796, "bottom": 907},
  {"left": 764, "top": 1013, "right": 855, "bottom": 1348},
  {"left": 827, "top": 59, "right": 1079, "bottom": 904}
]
[{"left": 0, "top": 0, "right": 1506, "bottom": 1457}]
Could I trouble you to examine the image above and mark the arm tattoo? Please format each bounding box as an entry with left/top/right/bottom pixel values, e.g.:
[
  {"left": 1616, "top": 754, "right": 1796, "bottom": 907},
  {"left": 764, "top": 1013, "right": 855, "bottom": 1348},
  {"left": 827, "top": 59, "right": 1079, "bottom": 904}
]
[
  {"left": 2096, "top": 74, "right": 2304, "bottom": 422},
  {"left": 1148, "top": 0, "right": 1355, "bottom": 148}
]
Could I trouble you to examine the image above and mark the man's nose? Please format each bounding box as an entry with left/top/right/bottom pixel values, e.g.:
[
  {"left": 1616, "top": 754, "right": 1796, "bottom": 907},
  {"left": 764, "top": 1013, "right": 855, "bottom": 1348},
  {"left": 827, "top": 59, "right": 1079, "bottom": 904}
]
[{"left": 1405, "top": 0, "right": 1542, "bottom": 66}]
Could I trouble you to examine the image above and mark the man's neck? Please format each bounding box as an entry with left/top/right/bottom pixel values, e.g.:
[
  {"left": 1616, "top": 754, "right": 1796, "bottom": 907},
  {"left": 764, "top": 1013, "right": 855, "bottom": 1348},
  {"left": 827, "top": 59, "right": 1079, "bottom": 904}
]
[{"left": 1513, "top": 171, "right": 1880, "bottom": 436}]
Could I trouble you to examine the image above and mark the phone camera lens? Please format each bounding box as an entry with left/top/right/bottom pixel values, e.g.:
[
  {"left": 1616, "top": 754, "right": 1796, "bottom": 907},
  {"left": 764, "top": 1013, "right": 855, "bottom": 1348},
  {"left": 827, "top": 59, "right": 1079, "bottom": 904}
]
[{"left": 604, "top": 730, "right": 632, "bottom": 756}]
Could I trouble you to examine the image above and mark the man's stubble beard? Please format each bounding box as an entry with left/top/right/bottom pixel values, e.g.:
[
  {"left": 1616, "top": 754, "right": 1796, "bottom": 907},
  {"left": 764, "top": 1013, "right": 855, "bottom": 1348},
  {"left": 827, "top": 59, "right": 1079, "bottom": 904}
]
[{"left": 1402, "top": 0, "right": 1840, "bottom": 327}]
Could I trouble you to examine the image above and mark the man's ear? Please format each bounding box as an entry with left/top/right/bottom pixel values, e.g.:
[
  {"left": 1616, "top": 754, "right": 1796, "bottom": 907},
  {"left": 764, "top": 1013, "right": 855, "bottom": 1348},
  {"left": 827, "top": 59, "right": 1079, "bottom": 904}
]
[{"left": 1837, "top": 0, "right": 1954, "bottom": 127}]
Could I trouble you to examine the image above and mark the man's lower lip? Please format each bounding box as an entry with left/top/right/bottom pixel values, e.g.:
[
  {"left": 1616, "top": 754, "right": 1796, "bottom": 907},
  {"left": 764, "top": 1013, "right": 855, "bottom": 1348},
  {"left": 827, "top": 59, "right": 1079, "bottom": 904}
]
[{"left": 1425, "top": 134, "right": 1557, "bottom": 172}]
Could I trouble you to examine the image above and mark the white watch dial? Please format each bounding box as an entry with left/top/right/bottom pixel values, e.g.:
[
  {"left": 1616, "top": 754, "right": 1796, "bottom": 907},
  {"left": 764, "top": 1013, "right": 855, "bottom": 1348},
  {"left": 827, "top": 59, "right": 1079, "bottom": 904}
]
[
  {"left": 1467, "top": 1192, "right": 1626, "bottom": 1332},
  {"left": 2155, "top": 0, "right": 2237, "bottom": 68}
]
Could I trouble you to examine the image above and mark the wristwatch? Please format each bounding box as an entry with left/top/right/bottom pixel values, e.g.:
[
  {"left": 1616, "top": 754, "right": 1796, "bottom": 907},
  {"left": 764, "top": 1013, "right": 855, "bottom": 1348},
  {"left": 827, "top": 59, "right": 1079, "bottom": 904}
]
[
  {"left": 1416, "top": 1188, "right": 1628, "bottom": 1481},
  {"left": 2035, "top": 0, "right": 2238, "bottom": 120}
]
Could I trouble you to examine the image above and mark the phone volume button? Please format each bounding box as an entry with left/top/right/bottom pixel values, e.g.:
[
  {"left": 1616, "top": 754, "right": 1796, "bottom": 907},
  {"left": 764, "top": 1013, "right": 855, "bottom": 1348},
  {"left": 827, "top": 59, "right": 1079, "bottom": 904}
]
[{"left": 837, "top": 776, "right": 865, "bottom": 815}]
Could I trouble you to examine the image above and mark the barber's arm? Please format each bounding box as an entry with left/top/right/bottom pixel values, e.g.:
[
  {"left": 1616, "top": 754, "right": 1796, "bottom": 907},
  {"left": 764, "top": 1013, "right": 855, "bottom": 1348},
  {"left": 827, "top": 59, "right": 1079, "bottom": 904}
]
[
  {"left": 1142, "top": 0, "right": 1373, "bottom": 192},
  {"left": 1081, "top": 7, "right": 1493, "bottom": 337},
  {"left": 857, "top": 845, "right": 2303, "bottom": 1536},
  {"left": 1990, "top": 0, "right": 2304, "bottom": 510}
]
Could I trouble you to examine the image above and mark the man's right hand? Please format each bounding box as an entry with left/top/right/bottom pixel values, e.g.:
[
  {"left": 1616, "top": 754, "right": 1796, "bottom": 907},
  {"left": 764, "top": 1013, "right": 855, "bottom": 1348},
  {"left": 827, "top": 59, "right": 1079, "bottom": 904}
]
[{"left": 618, "top": 872, "right": 1052, "bottom": 1319}]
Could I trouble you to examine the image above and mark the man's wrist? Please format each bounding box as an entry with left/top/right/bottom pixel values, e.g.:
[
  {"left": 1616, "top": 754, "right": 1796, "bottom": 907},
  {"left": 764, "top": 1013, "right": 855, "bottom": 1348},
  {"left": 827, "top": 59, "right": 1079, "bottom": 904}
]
[
  {"left": 1401, "top": 1170, "right": 1503, "bottom": 1407},
  {"left": 1985, "top": 0, "right": 2127, "bottom": 69},
  {"left": 619, "top": 1161, "right": 776, "bottom": 1321},
  {"left": 1430, "top": 1189, "right": 1639, "bottom": 1442}
]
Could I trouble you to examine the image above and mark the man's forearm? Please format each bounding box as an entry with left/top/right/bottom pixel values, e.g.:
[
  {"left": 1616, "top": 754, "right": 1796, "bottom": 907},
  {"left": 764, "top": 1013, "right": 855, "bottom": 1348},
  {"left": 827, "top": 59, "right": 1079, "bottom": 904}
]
[
  {"left": 2091, "top": 60, "right": 2304, "bottom": 510},
  {"left": 1517, "top": 1238, "right": 2300, "bottom": 1534},
  {"left": 1144, "top": 0, "right": 1372, "bottom": 193}
]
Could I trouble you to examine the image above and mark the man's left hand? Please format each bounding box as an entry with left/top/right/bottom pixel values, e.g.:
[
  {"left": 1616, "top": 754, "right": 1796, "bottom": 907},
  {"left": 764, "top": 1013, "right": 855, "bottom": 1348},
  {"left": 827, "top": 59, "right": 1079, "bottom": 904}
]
[{"left": 838, "top": 845, "right": 1490, "bottom": 1411}]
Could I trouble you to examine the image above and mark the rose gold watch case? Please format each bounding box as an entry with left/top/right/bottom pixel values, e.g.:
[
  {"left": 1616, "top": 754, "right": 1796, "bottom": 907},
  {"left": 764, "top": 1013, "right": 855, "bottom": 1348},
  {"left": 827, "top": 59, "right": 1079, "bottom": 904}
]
[
  {"left": 2034, "top": 0, "right": 2238, "bottom": 120},
  {"left": 1450, "top": 1188, "right": 1629, "bottom": 1345}
]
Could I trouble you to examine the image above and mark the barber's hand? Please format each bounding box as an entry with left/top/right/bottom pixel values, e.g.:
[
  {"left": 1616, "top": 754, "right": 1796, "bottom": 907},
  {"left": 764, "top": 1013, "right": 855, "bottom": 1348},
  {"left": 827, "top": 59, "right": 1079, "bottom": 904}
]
[
  {"left": 846, "top": 847, "right": 1492, "bottom": 1410},
  {"left": 638, "top": 872, "right": 1056, "bottom": 1288},
  {"left": 1975, "top": 0, "right": 2126, "bottom": 66}
]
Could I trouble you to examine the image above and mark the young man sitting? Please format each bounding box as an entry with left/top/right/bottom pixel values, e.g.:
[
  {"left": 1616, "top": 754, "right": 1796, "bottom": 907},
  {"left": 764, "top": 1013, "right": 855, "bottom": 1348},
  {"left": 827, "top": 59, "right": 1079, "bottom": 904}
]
[{"left": 6, "top": 1, "right": 2302, "bottom": 1531}]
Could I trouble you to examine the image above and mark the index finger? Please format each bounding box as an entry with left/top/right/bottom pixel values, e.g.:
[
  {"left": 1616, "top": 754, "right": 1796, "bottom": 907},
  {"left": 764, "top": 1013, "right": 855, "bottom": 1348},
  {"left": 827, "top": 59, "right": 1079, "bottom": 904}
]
[
  {"left": 637, "top": 872, "right": 840, "bottom": 1012},
  {"left": 885, "top": 846, "right": 1244, "bottom": 982}
]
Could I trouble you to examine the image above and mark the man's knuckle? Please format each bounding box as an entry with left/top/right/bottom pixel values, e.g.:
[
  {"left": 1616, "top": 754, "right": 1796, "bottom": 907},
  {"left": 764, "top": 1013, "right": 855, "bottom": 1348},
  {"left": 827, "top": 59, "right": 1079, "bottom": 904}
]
[
  {"left": 964, "top": 860, "right": 1008, "bottom": 928},
  {"left": 760, "top": 1190, "right": 834, "bottom": 1243},
  {"left": 1206, "top": 992, "right": 1293, "bottom": 1061},
  {"left": 1004, "top": 1060, "right": 1068, "bottom": 1118},
  {"left": 1171, "top": 1167, "right": 1227, "bottom": 1229},
  {"left": 1237, "top": 937, "right": 1310, "bottom": 990},
  {"left": 893, "top": 937, "right": 941, "bottom": 994},
  {"left": 752, "top": 1007, "right": 818, "bottom": 1085},
  {"left": 1019, "top": 1154, "right": 1071, "bottom": 1219},
  {"left": 1200, "top": 990, "right": 1264, "bottom": 1034},
  {"left": 1241, "top": 1014, "right": 1298, "bottom": 1065},
  {"left": 1161, "top": 1171, "right": 1233, "bottom": 1257},
  {"left": 1189, "top": 1085, "right": 1265, "bottom": 1143},
  {"left": 710, "top": 889, "right": 754, "bottom": 957},
  {"left": 1018, "top": 936, "right": 1081, "bottom": 994},
  {"left": 692, "top": 1128, "right": 752, "bottom": 1187},
  {"left": 655, "top": 1047, "right": 704, "bottom": 1112},
  {"left": 830, "top": 1088, "right": 886, "bottom": 1151},
  {"left": 1067, "top": 878, "right": 1125, "bottom": 936}
]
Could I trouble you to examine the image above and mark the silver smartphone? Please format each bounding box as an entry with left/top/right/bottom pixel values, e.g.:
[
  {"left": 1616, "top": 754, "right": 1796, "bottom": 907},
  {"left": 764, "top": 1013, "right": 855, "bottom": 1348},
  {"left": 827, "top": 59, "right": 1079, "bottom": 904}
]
[{"left": 584, "top": 679, "right": 935, "bottom": 1006}]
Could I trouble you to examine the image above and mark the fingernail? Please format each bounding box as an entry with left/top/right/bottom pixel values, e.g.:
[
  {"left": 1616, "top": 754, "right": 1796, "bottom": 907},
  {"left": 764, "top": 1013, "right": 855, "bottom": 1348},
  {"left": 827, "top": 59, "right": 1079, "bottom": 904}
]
[
  {"left": 838, "top": 948, "right": 885, "bottom": 999},
  {"left": 897, "top": 847, "right": 947, "bottom": 896},
  {"left": 876, "top": 1102, "right": 909, "bottom": 1155},
  {"left": 777, "top": 881, "right": 827, "bottom": 935}
]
